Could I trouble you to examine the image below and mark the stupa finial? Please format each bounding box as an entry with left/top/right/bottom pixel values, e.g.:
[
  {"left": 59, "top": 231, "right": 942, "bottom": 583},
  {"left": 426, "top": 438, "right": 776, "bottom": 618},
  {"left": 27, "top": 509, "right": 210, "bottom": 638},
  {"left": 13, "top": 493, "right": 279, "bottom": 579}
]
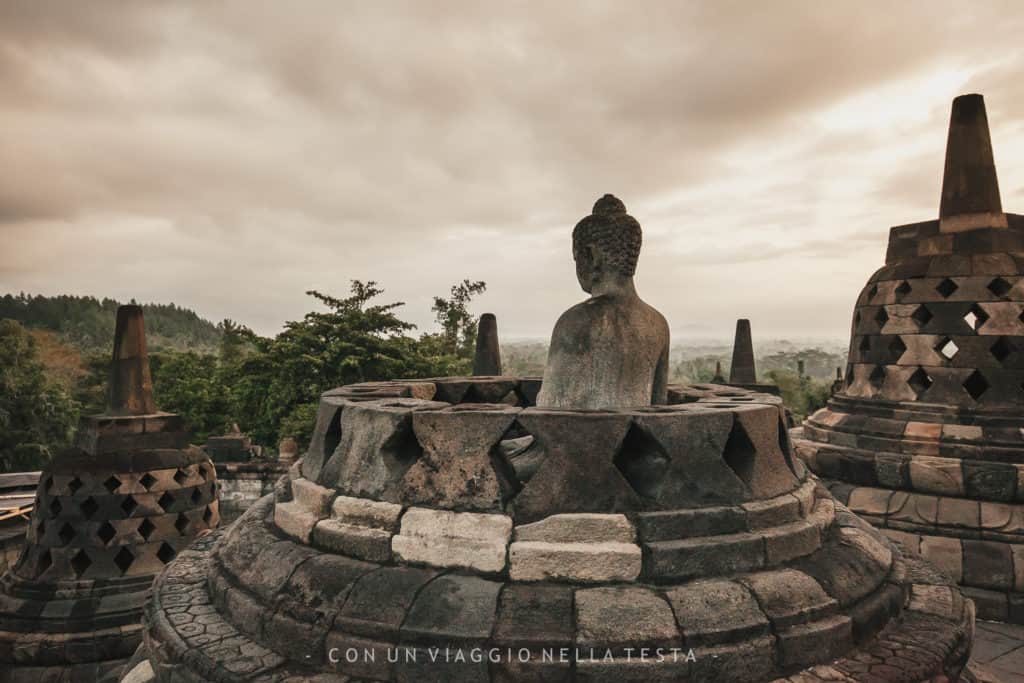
[
  {"left": 108, "top": 304, "right": 156, "bottom": 416},
  {"left": 728, "top": 319, "right": 756, "bottom": 384},
  {"left": 472, "top": 313, "right": 502, "bottom": 376},
  {"left": 939, "top": 93, "right": 1007, "bottom": 232}
]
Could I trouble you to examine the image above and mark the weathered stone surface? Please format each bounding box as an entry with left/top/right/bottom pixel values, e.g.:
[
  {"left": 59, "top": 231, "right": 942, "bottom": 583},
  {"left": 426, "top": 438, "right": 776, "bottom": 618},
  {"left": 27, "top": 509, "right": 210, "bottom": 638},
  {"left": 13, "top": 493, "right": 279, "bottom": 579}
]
[
  {"left": 763, "top": 521, "right": 820, "bottom": 565},
  {"left": 399, "top": 405, "right": 519, "bottom": 512},
  {"left": 535, "top": 195, "right": 670, "bottom": 410},
  {"left": 492, "top": 583, "right": 574, "bottom": 648},
  {"left": 318, "top": 398, "right": 448, "bottom": 499},
  {"left": 291, "top": 477, "right": 336, "bottom": 516},
  {"left": 508, "top": 541, "right": 641, "bottom": 582},
  {"left": 313, "top": 519, "right": 393, "bottom": 562},
  {"left": 108, "top": 305, "right": 157, "bottom": 416},
  {"left": 643, "top": 533, "right": 764, "bottom": 580},
  {"left": 330, "top": 495, "right": 403, "bottom": 530},
  {"left": 741, "top": 569, "right": 837, "bottom": 629},
  {"left": 665, "top": 578, "right": 770, "bottom": 646},
  {"left": 335, "top": 566, "right": 439, "bottom": 638},
  {"left": 729, "top": 319, "right": 757, "bottom": 384},
  {"left": 513, "top": 513, "right": 634, "bottom": 543},
  {"left": 401, "top": 574, "right": 503, "bottom": 643},
  {"left": 301, "top": 395, "right": 349, "bottom": 483},
  {"left": 274, "top": 501, "right": 320, "bottom": 544},
  {"left": 277, "top": 553, "right": 375, "bottom": 618},
  {"left": 742, "top": 494, "right": 800, "bottom": 529},
  {"left": 633, "top": 506, "right": 747, "bottom": 542},
  {"left": 575, "top": 586, "right": 679, "bottom": 650},
  {"left": 391, "top": 507, "right": 511, "bottom": 573},
  {"left": 963, "top": 539, "right": 1013, "bottom": 590},
  {"left": 776, "top": 615, "right": 853, "bottom": 671},
  {"left": 472, "top": 313, "right": 503, "bottom": 376},
  {"left": 511, "top": 410, "right": 639, "bottom": 522}
]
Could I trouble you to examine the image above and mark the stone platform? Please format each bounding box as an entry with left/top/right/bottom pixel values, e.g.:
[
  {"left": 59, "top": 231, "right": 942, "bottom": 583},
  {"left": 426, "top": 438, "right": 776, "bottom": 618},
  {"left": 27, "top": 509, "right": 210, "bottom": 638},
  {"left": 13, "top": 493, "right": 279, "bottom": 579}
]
[{"left": 138, "top": 378, "right": 973, "bottom": 682}]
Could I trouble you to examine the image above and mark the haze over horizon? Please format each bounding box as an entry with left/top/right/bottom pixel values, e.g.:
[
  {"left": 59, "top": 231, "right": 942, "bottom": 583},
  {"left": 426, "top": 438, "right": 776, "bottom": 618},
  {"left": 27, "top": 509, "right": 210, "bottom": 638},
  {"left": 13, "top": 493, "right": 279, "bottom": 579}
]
[{"left": 2, "top": 2, "right": 1024, "bottom": 342}]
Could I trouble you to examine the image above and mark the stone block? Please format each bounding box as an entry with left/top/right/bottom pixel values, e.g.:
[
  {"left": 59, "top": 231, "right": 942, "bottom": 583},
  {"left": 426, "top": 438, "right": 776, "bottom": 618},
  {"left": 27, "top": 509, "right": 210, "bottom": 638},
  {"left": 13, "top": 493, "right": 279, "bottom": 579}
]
[
  {"left": 234, "top": 538, "right": 320, "bottom": 603},
  {"left": 936, "top": 497, "right": 980, "bottom": 529},
  {"left": 313, "top": 520, "right": 393, "bottom": 562},
  {"left": 964, "top": 461, "right": 1018, "bottom": 502},
  {"left": 274, "top": 501, "right": 320, "bottom": 544},
  {"left": 688, "top": 635, "right": 776, "bottom": 683},
  {"left": 400, "top": 405, "right": 520, "bottom": 512},
  {"left": 493, "top": 583, "right": 575, "bottom": 648},
  {"left": 391, "top": 507, "right": 511, "bottom": 573},
  {"left": 762, "top": 521, "right": 820, "bottom": 564},
  {"left": 278, "top": 553, "right": 375, "bottom": 618},
  {"left": 301, "top": 395, "right": 349, "bottom": 482},
  {"left": 633, "top": 507, "right": 747, "bottom": 542},
  {"left": 960, "top": 586, "right": 1008, "bottom": 622},
  {"left": 291, "top": 478, "right": 336, "bottom": 517},
  {"left": 847, "top": 487, "right": 894, "bottom": 516},
  {"left": 574, "top": 656, "right": 691, "bottom": 682},
  {"left": 401, "top": 574, "right": 503, "bottom": 643},
  {"left": 741, "top": 495, "right": 800, "bottom": 529},
  {"left": 575, "top": 587, "right": 679, "bottom": 651},
  {"left": 665, "top": 579, "right": 769, "bottom": 646},
  {"left": 776, "top": 615, "right": 853, "bottom": 670},
  {"left": 1013, "top": 543, "right": 1024, "bottom": 591},
  {"left": 513, "top": 513, "right": 634, "bottom": 543},
  {"left": 908, "top": 456, "right": 963, "bottom": 496},
  {"left": 508, "top": 541, "right": 641, "bottom": 582},
  {"left": 330, "top": 495, "right": 403, "bottom": 531},
  {"left": 962, "top": 539, "right": 1013, "bottom": 590},
  {"left": 336, "top": 566, "right": 439, "bottom": 638},
  {"left": 642, "top": 533, "right": 764, "bottom": 581},
  {"left": 919, "top": 535, "right": 963, "bottom": 582},
  {"left": 887, "top": 491, "right": 938, "bottom": 527},
  {"left": 741, "top": 569, "right": 837, "bottom": 629},
  {"left": 881, "top": 529, "right": 921, "bottom": 556},
  {"left": 874, "top": 453, "right": 910, "bottom": 489},
  {"left": 323, "top": 633, "right": 393, "bottom": 681}
]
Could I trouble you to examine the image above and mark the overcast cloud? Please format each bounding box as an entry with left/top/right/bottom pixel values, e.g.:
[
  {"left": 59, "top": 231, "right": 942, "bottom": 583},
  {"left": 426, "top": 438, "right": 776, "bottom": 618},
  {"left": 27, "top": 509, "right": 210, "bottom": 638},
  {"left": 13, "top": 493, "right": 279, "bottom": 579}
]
[{"left": 2, "top": 1, "right": 1024, "bottom": 342}]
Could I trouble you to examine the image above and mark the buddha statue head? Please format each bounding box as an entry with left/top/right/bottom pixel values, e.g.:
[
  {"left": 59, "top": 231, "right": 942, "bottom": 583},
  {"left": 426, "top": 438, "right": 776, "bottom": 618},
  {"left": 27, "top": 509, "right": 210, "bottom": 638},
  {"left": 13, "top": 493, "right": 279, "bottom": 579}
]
[{"left": 536, "top": 194, "right": 670, "bottom": 410}]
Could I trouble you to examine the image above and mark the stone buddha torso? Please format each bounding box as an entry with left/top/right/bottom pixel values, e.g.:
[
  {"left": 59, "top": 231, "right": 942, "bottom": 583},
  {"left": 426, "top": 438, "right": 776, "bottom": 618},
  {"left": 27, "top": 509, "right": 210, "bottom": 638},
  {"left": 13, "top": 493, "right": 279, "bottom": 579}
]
[{"left": 536, "top": 195, "right": 669, "bottom": 409}]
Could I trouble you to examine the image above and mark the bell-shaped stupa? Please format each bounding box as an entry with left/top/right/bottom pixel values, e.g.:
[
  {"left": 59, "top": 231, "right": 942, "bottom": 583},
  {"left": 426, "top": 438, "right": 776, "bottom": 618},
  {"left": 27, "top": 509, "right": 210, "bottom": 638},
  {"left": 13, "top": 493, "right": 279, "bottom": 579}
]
[
  {"left": 795, "top": 94, "right": 1024, "bottom": 623},
  {"left": 0, "top": 305, "right": 220, "bottom": 681}
]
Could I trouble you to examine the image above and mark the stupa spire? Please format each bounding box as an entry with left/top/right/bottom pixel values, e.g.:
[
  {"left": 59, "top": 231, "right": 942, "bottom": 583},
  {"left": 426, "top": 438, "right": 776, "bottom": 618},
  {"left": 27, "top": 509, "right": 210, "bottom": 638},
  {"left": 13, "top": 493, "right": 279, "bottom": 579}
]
[
  {"left": 472, "top": 313, "right": 502, "bottom": 376},
  {"left": 728, "top": 318, "right": 756, "bottom": 384},
  {"left": 108, "top": 304, "right": 156, "bottom": 416},
  {"left": 939, "top": 93, "right": 1007, "bottom": 232}
]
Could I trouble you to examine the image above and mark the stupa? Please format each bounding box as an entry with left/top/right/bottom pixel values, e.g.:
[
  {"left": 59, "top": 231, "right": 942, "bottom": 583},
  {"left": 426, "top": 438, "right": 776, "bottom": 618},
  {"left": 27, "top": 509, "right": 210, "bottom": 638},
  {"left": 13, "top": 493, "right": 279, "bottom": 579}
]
[
  {"left": 0, "top": 305, "right": 220, "bottom": 681},
  {"left": 473, "top": 313, "right": 503, "bottom": 376},
  {"left": 138, "top": 196, "right": 971, "bottom": 682},
  {"left": 794, "top": 94, "right": 1024, "bottom": 624}
]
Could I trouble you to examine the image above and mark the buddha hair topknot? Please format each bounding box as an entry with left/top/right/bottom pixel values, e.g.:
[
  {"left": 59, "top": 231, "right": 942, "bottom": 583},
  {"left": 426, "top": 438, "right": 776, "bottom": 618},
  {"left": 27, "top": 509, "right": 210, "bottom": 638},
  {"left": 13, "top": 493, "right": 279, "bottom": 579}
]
[{"left": 572, "top": 194, "right": 642, "bottom": 277}]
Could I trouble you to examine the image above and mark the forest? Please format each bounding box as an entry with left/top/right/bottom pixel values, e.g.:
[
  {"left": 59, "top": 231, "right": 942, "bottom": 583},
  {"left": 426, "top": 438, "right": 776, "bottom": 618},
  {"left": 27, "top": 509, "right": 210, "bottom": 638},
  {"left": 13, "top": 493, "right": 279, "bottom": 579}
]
[{"left": 0, "top": 285, "right": 838, "bottom": 472}]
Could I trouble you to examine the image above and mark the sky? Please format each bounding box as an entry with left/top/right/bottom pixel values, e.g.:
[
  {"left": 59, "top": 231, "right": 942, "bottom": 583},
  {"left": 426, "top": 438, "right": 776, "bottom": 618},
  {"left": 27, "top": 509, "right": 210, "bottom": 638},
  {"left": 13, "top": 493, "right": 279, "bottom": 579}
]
[{"left": 2, "top": 2, "right": 1024, "bottom": 343}]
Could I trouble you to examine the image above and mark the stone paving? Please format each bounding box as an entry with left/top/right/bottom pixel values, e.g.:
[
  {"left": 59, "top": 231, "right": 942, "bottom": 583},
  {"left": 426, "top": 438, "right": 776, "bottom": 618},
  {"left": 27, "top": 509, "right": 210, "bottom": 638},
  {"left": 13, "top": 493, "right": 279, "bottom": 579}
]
[{"left": 972, "top": 619, "right": 1024, "bottom": 682}]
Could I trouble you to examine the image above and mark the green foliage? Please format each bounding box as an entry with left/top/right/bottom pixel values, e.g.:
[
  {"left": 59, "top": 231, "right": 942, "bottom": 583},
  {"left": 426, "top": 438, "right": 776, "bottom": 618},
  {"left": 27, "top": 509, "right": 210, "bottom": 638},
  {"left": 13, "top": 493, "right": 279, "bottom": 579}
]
[
  {"left": 0, "top": 293, "right": 222, "bottom": 353},
  {"left": 149, "top": 352, "right": 232, "bottom": 442},
  {"left": 278, "top": 402, "right": 319, "bottom": 451},
  {"left": 431, "top": 280, "right": 486, "bottom": 357},
  {"left": 765, "top": 369, "right": 832, "bottom": 422},
  {"left": 0, "top": 320, "right": 78, "bottom": 472}
]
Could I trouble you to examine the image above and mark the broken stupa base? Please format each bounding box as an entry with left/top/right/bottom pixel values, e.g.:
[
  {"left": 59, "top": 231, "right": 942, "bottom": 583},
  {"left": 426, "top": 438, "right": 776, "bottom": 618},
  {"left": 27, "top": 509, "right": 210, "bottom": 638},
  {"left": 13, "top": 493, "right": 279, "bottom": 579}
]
[{"left": 137, "top": 378, "right": 971, "bottom": 682}]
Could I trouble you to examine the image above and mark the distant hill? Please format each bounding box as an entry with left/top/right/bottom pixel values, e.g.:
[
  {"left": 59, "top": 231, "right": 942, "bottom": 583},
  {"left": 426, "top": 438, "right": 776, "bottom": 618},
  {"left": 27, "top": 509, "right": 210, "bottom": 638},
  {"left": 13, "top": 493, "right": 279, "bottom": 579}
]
[{"left": 0, "top": 293, "right": 223, "bottom": 354}]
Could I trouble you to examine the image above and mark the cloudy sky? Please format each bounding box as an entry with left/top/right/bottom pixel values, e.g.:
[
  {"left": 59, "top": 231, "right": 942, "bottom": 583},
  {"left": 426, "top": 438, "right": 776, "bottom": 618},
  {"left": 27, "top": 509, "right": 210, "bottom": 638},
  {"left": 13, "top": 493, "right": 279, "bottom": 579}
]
[{"left": 2, "top": 2, "right": 1024, "bottom": 343}]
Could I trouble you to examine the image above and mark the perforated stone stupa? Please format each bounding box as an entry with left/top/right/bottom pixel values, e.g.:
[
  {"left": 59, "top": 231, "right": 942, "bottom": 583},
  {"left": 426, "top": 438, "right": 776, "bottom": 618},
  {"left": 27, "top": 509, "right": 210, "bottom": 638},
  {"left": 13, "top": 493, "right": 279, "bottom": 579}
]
[
  {"left": 0, "top": 306, "right": 220, "bottom": 682},
  {"left": 794, "top": 94, "right": 1024, "bottom": 624},
  {"left": 138, "top": 197, "right": 972, "bottom": 682}
]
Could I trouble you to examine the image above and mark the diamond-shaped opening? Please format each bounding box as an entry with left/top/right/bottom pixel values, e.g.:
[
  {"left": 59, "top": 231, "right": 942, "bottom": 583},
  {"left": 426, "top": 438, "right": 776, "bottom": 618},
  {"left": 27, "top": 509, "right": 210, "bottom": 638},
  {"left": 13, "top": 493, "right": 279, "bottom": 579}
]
[
  {"left": 908, "top": 367, "right": 933, "bottom": 398},
  {"left": 113, "top": 547, "right": 134, "bottom": 575},
  {"left": 173, "top": 469, "right": 188, "bottom": 487},
  {"left": 191, "top": 488, "right": 202, "bottom": 505},
  {"left": 203, "top": 506, "right": 214, "bottom": 525},
  {"left": 80, "top": 496, "right": 99, "bottom": 520},
  {"left": 936, "top": 338, "right": 959, "bottom": 361},
  {"left": 70, "top": 549, "right": 92, "bottom": 578},
  {"left": 867, "top": 284, "right": 879, "bottom": 301},
  {"left": 911, "top": 304, "right": 933, "bottom": 328},
  {"left": 895, "top": 280, "right": 913, "bottom": 299},
  {"left": 58, "top": 522, "right": 75, "bottom": 545},
  {"left": 613, "top": 423, "right": 671, "bottom": 499},
  {"left": 121, "top": 496, "right": 138, "bottom": 517},
  {"left": 874, "top": 307, "right": 889, "bottom": 327},
  {"left": 36, "top": 549, "right": 52, "bottom": 577},
  {"left": 859, "top": 336, "right": 871, "bottom": 353},
  {"left": 140, "top": 473, "right": 158, "bottom": 491},
  {"left": 103, "top": 475, "right": 121, "bottom": 494},
  {"left": 158, "top": 491, "right": 175, "bottom": 513},
  {"left": 49, "top": 498, "right": 62, "bottom": 516},
  {"left": 936, "top": 278, "right": 958, "bottom": 298},
  {"left": 991, "top": 336, "right": 1015, "bottom": 364},
  {"left": 157, "top": 542, "right": 176, "bottom": 564},
  {"left": 97, "top": 521, "right": 116, "bottom": 545},
  {"left": 988, "top": 277, "right": 1012, "bottom": 298},
  {"left": 68, "top": 477, "right": 83, "bottom": 495},
  {"left": 888, "top": 336, "right": 906, "bottom": 361},
  {"left": 869, "top": 365, "right": 886, "bottom": 391},
  {"left": 138, "top": 517, "right": 156, "bottom": 541},
  {"left": 175, "top": 513, "right": 190, "bottom": 535},
  {"left": 721, "top": 420, "right": 756, "bottom": 485},
  {"left": 963, "top": 370, "right": 989, "bottom": 401},
  {"left": 965, "top": 304, "right": 989, "bottom": 332}
]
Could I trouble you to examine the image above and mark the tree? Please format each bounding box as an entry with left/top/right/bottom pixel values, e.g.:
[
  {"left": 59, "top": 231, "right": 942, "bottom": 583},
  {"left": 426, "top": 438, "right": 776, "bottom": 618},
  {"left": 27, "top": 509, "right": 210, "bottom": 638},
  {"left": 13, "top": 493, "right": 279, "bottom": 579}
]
[
  {"left": 0, "top": 320, "right": 78, "bottom": 472},
  {"left": 431, "top": 280, "right": 486, "bottom": 357}
]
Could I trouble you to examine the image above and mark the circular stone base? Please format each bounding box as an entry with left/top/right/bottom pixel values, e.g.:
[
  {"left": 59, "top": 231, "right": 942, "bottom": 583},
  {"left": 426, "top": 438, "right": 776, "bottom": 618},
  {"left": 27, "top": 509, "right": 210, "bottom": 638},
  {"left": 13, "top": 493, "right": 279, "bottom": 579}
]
[{"left": 139, "top": 494, "right": 973, "bottom": 682}]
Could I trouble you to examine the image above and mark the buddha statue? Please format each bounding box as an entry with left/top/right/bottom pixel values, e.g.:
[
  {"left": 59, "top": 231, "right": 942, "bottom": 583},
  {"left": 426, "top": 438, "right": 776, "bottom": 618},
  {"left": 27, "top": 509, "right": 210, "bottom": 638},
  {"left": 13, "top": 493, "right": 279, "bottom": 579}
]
[{"left": 536, "top": 194, "right": 669, "bottom": 409}]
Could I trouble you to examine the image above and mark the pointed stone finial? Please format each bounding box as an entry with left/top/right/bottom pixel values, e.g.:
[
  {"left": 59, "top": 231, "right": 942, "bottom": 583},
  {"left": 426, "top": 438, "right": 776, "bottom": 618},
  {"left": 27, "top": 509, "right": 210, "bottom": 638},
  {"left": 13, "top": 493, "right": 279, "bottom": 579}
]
[
  {"left": 728, "top": 319, "right": 757, "bottom": 384},
  {"left": 939, "top": 94, "right": 1007, "bottom": 232},
  {"left": 472, "top": 313, "right": 502, "bottom": 376},
  {"left": 108, "top": 305, "right": 156, "bottom": 416},
  {"left": 711, "top": 361, "right": 725, "bottom": 384}
]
